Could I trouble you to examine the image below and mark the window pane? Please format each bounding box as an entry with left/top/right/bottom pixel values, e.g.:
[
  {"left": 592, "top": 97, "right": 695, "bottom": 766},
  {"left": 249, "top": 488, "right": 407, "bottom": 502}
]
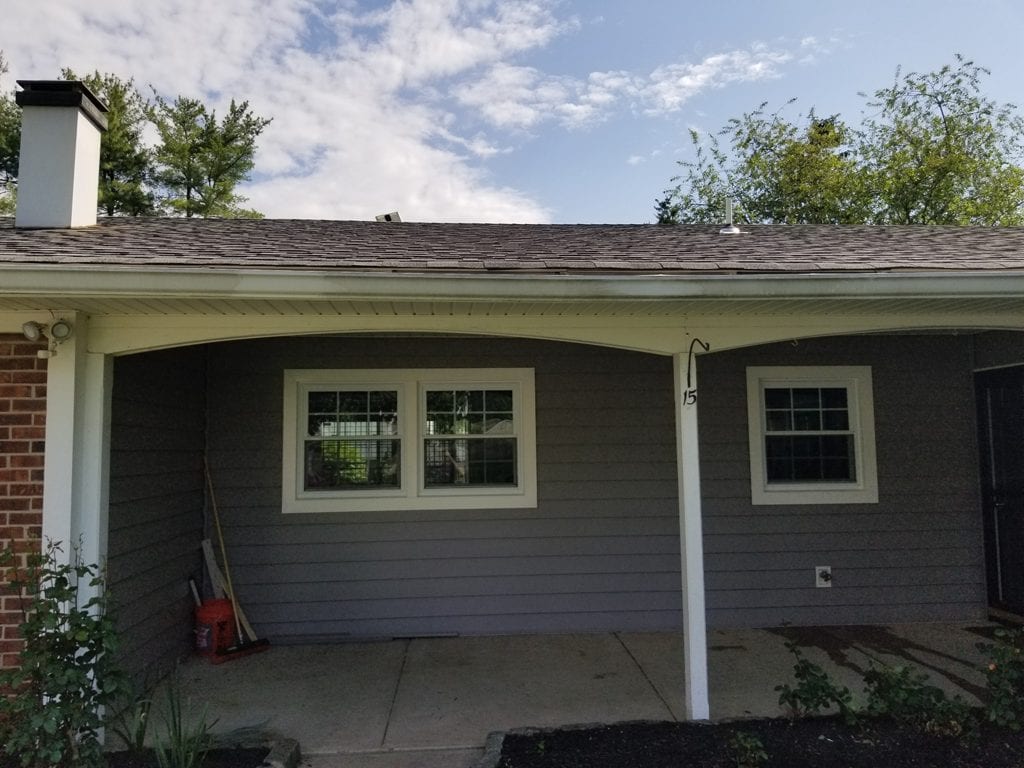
[
  {"left": 792, "top": 388, "right": 820, "bottom": 409},
  {"left": 792, "top": 410, "right": 822, "bottom": 431},
  {"left": 765, "top": 410, "right": 792, "bottom": 432},
  {"left": 764, "top": 388, "right": 791, "bottom": 409},
  {"left": 765, "top": 435, "right": 854, "bottom": 483},
  {"left": 304, "top": 439, "right": 400, "bottom": 490},
  {"left": 425, "top": 388, "right": 515, "bottom": 437},
  {"left": 822, "top": 410, "right": 850, "bottom": 430},
  {"left": 821, "top": 388, "right": 848, "bottom": 408},
  {"left": 308, "top": 391, "right": 337, "bottom": 413},
  {"left": 424, "top": 438, "right": 517, "bottom": 487}
]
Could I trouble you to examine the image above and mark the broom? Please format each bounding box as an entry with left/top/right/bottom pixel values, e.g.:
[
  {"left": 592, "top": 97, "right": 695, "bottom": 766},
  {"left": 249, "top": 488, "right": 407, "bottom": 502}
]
[{"left": 204, "top": 457, "right": 269, "bottom": 661}]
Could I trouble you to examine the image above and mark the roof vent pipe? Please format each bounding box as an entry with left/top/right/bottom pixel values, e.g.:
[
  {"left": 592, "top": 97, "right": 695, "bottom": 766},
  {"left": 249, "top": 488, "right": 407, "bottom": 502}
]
[
  {"left": 14, "top": 80, "right": 108, "bottom": 229},
  {"left": 719, "top": 199, "right": 741, "bottom": 235}
]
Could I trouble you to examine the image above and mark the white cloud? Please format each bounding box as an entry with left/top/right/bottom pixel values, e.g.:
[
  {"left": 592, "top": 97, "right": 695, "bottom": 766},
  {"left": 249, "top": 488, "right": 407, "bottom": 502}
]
[
  {"left": 2, "top": 0, "right": 554, "bottom": 222},
  {"left": 455, "top": 42, "right": 799, "bottom": 131},
  {"left": 1, "top": 2, "right": 816, "bottom": 222}
]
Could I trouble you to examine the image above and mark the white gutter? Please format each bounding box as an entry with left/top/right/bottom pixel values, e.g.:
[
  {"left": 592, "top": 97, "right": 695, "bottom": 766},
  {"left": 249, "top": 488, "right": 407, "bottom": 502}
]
[{"left": 2, "top": 264, "right": 1024, "bottom": 302}]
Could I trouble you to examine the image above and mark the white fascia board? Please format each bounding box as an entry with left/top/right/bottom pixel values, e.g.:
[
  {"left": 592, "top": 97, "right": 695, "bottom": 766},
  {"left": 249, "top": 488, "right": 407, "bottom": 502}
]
[{"left": 3, "top": 264, "right": 1024, "bottom": 302}]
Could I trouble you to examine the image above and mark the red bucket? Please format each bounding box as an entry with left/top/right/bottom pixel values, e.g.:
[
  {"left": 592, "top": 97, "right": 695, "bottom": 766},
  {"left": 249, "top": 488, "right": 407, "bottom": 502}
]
[{"left": 195, "top": 599, "right": 235, "bottom": 657}]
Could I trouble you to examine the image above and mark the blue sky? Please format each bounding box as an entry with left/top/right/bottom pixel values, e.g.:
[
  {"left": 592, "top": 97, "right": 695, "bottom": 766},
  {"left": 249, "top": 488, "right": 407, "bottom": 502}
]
[{"left": 3, "top": 0, "right": 1023, "bottom": 223}]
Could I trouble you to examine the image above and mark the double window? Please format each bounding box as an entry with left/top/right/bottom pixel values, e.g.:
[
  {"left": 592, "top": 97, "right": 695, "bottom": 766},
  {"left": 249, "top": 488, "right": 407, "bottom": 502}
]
[
  {"left": 746, "top": 366, "right": 878, "bottom": 505},
  {"left": 283, "top": 368, "right": 536, "bottom": 513}
]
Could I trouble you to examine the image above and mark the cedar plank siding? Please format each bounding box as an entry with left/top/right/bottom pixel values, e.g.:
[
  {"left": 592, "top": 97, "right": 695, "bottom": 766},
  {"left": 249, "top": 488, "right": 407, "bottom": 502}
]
[
  {"left": 699, "top": 335, "right": 987, "bottom": 627},
  {"left": 107, "top": 347, "right": 206, "bottom": 676},
  {"left": 204, "top": 337, "right": 681, "bottom": 641},
  {"left": 0, "top": 334, "right": 46, "bottom": 669}
]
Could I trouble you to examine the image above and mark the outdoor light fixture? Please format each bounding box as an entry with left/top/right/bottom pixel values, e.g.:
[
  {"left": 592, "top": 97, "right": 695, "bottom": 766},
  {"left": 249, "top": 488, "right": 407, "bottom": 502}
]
[{"left": 21, "top": 319, "right": 74, "bottom": 358}]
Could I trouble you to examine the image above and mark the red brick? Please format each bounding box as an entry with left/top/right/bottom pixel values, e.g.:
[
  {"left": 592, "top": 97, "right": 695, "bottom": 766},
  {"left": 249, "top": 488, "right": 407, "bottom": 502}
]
[
  {"left": 10, "top": 400, "right": 45, "bottom": 413},
  {"left": 0, "top": 386, "right": 32, "bottom": 399},
  {"left": 11, "top": 371, "right": 46, "bottom": 385},
  {"left": 0, "top": 442, "right": 29, "bottom": 454},
  {"left": 10, "top": 427, "right": 44, "bottom": 440},
  {"left": 0, "top": 414, "right": 31, "bottom": 426},
  {"left": 8, "top": 456, "right": 42, "bottom": 469},
  {"left": 0, "top": 499, "right": 30, "bottom": 512},
  {"left": 5, "top": 514, "right": 39, "bottom": 526},
  {"left": 32, "top": 413, "right": 45, "bottom": 426},
  {"left": 0, "top": 359, "right": 35, "bottom": 371},
  {"left": 0, "top": 471, "right": 29, "bottom": 483},
  {"left": 9, "top": 484, "right": 43, "bottom": 498}
]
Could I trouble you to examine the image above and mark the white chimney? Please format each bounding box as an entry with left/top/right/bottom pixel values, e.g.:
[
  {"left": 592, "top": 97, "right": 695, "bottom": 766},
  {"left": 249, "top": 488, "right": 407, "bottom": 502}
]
[{"left": 14, "top": 80, "right": 108, "bottom": 229}]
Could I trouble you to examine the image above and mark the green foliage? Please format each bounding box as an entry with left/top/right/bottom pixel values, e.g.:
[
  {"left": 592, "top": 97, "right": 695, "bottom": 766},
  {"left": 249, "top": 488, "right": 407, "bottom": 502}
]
[
  {"left": 862, "top": 663, "right": 974, "bottom": 736},
  {"left": 979, "top": 627, "right": 1024, "bottom": 730},
  {"left": 0, "top": 541, "right": 125, "bottom": 768},
  {"left": 775, "top": 642, "right": 856, "bottom": 723},
  {"left": 727, "top": 730, "right": 768, "bottom": 768},
  {"left": 153, "top": 674, "right": 217, "bottom": 768},
  {"left": 62, "top": 69, "right": 156, "bottom": 217},
  {"left": 0, "top": 52, "right": 18, "bottom": 214},
  {"left": 149, "top": 94, "right": 271, "bottom": 218},
  {"left": 108, "top": 678, "right": 155, "bottom": 756},
  {"left": 658, "top": 56, "right": 1024, "bottom": 225}
]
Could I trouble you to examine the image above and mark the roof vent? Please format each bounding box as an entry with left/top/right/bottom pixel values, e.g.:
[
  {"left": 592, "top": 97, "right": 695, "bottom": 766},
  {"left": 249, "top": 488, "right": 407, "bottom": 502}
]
[
  {"left": 375, "top": 211, "right": 402, "bottom": 222},
  {"left": 719, "top": 199, "right": 741, "bottom": 235}
]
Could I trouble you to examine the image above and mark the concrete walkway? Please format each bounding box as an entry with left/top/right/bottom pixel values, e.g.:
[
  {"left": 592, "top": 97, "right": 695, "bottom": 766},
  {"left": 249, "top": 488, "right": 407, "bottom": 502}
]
[{"left": 172, "top": 623, "right": 995, "bottom": 768}]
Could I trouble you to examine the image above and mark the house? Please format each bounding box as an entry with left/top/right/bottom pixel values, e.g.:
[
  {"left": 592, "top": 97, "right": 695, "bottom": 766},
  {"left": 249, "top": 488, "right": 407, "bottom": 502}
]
[{"left": 2, "top": 80, "right": 1024, "bottom": 721}]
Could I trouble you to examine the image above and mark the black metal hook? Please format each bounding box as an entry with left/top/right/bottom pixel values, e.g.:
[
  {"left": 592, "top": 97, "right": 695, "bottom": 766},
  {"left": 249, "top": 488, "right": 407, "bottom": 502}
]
[{"left": 686, "top": 337, "right": 710, "bottom": 390}]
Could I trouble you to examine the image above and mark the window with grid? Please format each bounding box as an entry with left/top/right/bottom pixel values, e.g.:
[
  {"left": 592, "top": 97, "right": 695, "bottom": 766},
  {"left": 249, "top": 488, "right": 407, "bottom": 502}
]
[
  {"left": 746, "top": 367, "right": 878, "bottom": 505},
  {"left": 423, "top": 389, "right": 517, "bottom": 487},
  {"left": 283, "top": 369, "right": 536, "bottom": 513}
]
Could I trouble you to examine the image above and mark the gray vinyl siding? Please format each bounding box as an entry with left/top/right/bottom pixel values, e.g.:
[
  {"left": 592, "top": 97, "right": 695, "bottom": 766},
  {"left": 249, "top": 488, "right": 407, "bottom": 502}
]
[
  {"left": 699, "top": 335, "right": 987, "bottom": 628},
  {"left": 973, "top": 330, "right": 1024, "bottom": 371},
  {"left": 107, "top": 347, "right": 206, "bottom": 677},
  {"left": 204, "top": 337, "right": 681, "bottom": 642}
]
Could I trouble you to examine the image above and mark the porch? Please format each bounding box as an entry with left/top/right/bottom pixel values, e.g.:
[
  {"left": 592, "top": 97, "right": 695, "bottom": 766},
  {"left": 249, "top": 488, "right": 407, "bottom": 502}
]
[{"left": 173, "top": 623, "right": 994, "bottom": 767}]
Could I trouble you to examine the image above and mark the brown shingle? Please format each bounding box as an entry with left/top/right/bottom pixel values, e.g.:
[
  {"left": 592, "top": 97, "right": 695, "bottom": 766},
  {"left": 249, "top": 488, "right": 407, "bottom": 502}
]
[{"left": 2, "top": 218, "right": 1024, "bottom": 275}]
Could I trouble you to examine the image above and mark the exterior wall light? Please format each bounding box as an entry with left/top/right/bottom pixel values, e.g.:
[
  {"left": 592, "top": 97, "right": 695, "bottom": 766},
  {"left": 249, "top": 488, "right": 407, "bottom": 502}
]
[{"left": 21, "top": 319, "right": 74, "bottom": 358}]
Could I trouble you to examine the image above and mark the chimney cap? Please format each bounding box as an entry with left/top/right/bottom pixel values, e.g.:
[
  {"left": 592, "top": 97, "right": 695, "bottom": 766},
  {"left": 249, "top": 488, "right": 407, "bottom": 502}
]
[{"left": 15, "top": 80, "right": 108, "bottom": 132}]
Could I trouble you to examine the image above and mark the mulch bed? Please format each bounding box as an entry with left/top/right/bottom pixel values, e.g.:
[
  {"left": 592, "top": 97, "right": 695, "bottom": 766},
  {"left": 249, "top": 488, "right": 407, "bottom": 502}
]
[{"left": 497, "top": 717, "right": 1024, "bottom": 768}]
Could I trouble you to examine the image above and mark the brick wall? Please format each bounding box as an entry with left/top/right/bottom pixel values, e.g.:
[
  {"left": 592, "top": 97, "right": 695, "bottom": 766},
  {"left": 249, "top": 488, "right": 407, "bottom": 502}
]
[{"left": 0, "top": 334, "right": 47, "bottom": 669}]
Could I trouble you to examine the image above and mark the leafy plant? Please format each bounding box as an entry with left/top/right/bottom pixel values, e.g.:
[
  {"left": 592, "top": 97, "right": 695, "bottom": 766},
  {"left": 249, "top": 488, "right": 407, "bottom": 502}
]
[
  {"left": 153, "top": 674, "right": 217, "bottom": 768},
  {"left": 108, "top": 678, "right": 155, "bottom": 756},
  {"left": 0, "top": 541, "right": 125, "bottom": 768},
  {"left": 728, "top": 730, "right": 768, "bottom": 768},
  {"left": 775, "top": 642, "right": 856, "bottom": 724},
  {"left": 863, "top": 662, "right": 974, "bottom": 736},
  {"left": 979, "top": 627, "right": 1024, "bottom": 730}
]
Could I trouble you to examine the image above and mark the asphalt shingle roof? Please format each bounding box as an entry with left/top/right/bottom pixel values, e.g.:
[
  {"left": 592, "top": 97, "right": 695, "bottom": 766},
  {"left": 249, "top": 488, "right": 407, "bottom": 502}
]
[{"left": 3, "top": 217, "right": 1024, "bottom": 274}]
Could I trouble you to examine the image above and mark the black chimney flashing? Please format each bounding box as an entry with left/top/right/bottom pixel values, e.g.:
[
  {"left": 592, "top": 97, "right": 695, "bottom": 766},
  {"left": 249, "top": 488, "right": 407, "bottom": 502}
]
[{"left": 15, "top": 80, "right": 109, "bottom": 132}]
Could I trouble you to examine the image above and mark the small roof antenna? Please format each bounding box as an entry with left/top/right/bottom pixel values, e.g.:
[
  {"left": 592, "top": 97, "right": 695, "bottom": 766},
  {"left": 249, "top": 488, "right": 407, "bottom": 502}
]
[{"left": 719, "top": 199, "right": 741, "bottom": 235}]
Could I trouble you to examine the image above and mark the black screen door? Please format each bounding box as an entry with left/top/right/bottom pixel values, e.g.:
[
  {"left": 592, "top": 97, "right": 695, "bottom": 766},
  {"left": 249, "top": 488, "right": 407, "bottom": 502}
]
[{"left": 976, "top": 366, "right": 1024, "bottom": 615}]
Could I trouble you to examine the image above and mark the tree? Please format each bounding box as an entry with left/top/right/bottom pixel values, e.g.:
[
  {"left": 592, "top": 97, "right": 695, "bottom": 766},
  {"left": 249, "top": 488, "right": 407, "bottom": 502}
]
[
  {"left": 0, "top": 52, "right": 19, "bottom": 215},
  {"left": 62, "top": 69, "right": 155, "bottom": 216},
  {"left": 657, "top": 56, "right": 1024, "bottom": 226},
  {"left": 149, "top": 95, "right": 271, "bottom": 218}
]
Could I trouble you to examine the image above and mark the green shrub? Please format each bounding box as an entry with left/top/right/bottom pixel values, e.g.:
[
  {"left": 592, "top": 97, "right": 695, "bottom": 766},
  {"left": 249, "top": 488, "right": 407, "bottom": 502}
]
[
  {"left": 728, "top": 730, "right": 768, "bottom": 768},
  {"left": 979, "top": 627, "right": 1024, "bottom": 731},
  {"left": 153, "top": 674, "right": 217, "bottom": 768},
  {"left": 775, "top": 642, "right": 856, "bottom": 723},
  {"left": 863, "top": 662, "right": 974, "bottom": 736},
  {"left": 0, "top": 541, "right": 125, "bottom": 768}
]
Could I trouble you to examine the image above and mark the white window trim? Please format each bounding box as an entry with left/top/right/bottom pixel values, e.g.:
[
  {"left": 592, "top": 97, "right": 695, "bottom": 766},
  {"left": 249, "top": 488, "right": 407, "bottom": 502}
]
[
  {"left": 746, "top": 366, "right": 878, "bottom": 506},
  {"left": 282, "top": 368, "right": 537, "bottom": 513}
]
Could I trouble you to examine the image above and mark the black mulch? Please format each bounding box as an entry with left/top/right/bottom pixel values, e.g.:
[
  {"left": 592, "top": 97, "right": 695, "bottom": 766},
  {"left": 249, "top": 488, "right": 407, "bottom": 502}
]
[
  {"left": 497, "top": 717, "right": 1024, "bottom": 768},
  {"left": 0, "top": 747, "right": 267, "bottom": 768}
]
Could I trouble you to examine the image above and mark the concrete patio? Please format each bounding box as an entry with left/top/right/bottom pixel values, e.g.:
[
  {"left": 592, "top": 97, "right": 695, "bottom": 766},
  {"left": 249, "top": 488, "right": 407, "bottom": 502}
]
[{"left": 171, "top": 623, "right": 996, "bottom": 768}]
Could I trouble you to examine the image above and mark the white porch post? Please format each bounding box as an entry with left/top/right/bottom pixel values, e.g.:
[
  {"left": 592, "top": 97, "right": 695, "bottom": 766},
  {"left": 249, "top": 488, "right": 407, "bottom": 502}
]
[
  {"left": 673, "top": 351, "right": 710, "bottom": 720},
  {"left": 41, "top": 313, "right": 113, "bottom": 573}
]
